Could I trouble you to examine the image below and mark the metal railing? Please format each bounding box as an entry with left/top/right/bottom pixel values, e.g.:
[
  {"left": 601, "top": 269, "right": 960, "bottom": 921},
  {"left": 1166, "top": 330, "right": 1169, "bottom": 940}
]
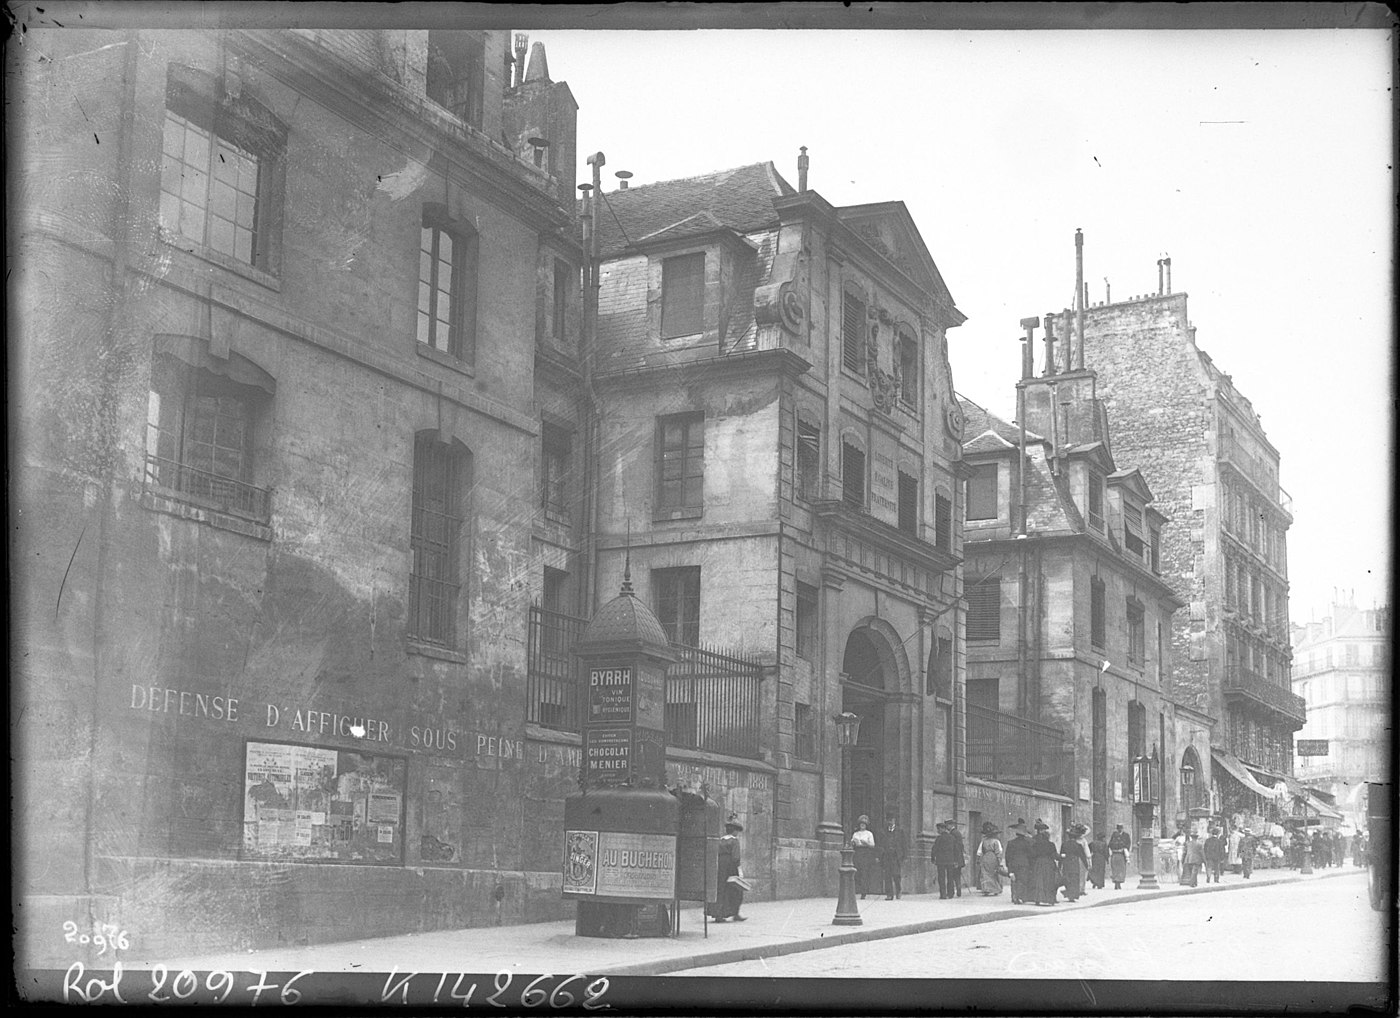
[
  {"left": 1223, "top": 666, "right": 1307, "bottom": 723},
  {"left": 965, "top": 704, "right": 1068, "bottom": 795},
  {"left": 526, "top": 606, "right": 765, "bottom": 759},
  {"left": 1219, "top": 434, "right": 1288, "bottom": 511},
  {"left": 409, "top": 573, "right": 460, "bottom": 647},
  {"left": 143, "top": 452, "right": 272, "bottom": 522}
]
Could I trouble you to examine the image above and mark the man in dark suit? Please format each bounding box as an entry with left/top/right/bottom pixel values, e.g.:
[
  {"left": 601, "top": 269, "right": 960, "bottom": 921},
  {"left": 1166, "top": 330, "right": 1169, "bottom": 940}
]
[
  {"left": 1203, "top": 828, "right": 1226, "bottom": 883},
  {"left": 932, "top": 820, "right": 964, "bottom": 899}
]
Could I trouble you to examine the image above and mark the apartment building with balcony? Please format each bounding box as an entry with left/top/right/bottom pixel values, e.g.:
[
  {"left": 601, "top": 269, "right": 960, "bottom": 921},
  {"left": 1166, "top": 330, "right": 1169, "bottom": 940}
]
[
  {"left": 13, "top": 26, "right": 584, "bottom": 965},
  {"left": 1291, "top": 595, "right": 1392, "bottom": 826},
  {"left": 522, "top": 155, "right": 967, "bottom": 896},
  {"left": 1066, "top": 250, "right": 1305, "bottom": 832},
  {"left": 958, "top": 321, "right": 1189, "bottom": 851}
]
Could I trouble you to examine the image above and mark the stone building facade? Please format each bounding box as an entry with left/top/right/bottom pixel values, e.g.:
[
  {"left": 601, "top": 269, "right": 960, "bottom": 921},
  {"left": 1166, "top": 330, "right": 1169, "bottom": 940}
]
[
  {"left": 1059, "top": 249, "right": 1306, "bottom": 830},
  {"left": 13, "top": 26, "right": 587, "bottom": 966},
  {"left": 568, "top": 160, "right": 967, "bottom": 897},
  {"left": 957, "top": 349, "right": 1188, "bottom": 856},
  {"left": 1291, "top": 596, "right": 1392, "bottom": 826}
]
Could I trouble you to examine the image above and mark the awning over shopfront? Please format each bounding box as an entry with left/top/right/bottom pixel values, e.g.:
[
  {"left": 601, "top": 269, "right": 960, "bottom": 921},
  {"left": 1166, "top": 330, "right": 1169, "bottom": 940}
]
[
  {"left": 1212, "top": 749, "right": 1279, "bottom": 798},
  {"left": 1302, "top": 791, "right": 1344, "bottom": 820}
]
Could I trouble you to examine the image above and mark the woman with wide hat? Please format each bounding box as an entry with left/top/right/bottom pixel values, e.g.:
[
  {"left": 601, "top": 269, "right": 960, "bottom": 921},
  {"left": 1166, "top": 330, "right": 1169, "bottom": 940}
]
[
  {"left": 708, "top": 814, "right": 748, "bottom": 922},
  {"left": 974, "top": 821, "right": 1006, "bottom": 896},
  {"left": 1060, "top": 822, "right": 1090, "bottom": 901},
  {"left": 1025, "top": 820, "right": 1063, "bottom": 905},
  {"left": 850, "top": 815, "right": 878, "bottom": 899}
]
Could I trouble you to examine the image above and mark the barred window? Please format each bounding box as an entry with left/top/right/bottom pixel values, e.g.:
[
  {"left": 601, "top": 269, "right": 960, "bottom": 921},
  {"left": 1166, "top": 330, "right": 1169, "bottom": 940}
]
[
  {"left": 653, "top": 566, "right": 701, "bottom": 647},
  {"left": 410, "top": 434, "right": 467, "bottom": 646},
  {"left": 967, "top": 578, "right": 1001, "bottom": 641}
]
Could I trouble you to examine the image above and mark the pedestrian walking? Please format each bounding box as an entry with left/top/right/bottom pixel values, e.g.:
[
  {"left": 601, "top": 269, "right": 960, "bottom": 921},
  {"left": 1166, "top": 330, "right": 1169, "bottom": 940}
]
[
  {"left": 850, "top": 815, "right": 878, "bottom": 900},
  {"left": 1182, "top": 830, "right": 1205, "bottom": 886},
  {"left": 1204, "top": 828, "right": 1226, "bottom": 883},
  {"left": 932, "top": 820, "right": 964, "bottom": 899},
  {"left": 1227, "top": 827, "right": 1243, "bottom": 874},
  {"left": 1004, "top": 819, "right": 1031, "bottom": 904},
  {"left": 1353, "top": 832, "right": 1367, "bottom": 867},
  {"left": 1024, "top": 820, "right": 1062, "bottom": 906},
  {"left": 879, "top": 815, "right": 907, "bottom": 900},
  {"left": 707, "top": 815, "right": 747, "bottom": 922},
  {"left": 1239, "top": 829, "right": 1257, "bottom": 879},
  {"left": 1108, "top": 823, "right": 1132, "bottom": 889},
  {"left": 1317, "top": 830, "right": 1333, "bottom": 868},
  {"left": 949, "top": 820, "right": 967, "bottom": 896},
  {"left": 1088, "top": 831, "right": 1109, "bottom": 889},
  {"left": 974, "top": 822, "right": 1005, "bottom": 896},
  {"left": 1059, "top": 823, "right": 1090, "bottom": 901}
]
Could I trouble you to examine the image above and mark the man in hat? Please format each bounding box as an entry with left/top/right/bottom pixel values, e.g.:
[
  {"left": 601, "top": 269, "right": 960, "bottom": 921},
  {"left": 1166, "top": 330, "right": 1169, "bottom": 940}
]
[
  {"left": 708, "top": 815, "right": 747, "bottom": 922},
  {"left": 879, "top": 814, "right": 908, "bottom": 900},
  {"left": 1004, "top": 820, "right": 1032, "bottom": 904},
  {"left": 1239, "top": 828, "right": 1258, "bottom": 879},
  {"left": 932, "top": 820, "right": 964, "bottom": 899},
  {"left": 1108, "top": 823, "right": 1132, "bottom": 889},
  {"left": 1203, "top": 827, "right": 1226, "bottom": 883}
]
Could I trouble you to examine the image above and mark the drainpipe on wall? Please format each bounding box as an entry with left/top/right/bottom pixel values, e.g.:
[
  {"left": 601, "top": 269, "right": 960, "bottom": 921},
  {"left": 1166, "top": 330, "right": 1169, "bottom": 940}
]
[{"left": 580, "top": 152, "right": 605, "bottom": 616}]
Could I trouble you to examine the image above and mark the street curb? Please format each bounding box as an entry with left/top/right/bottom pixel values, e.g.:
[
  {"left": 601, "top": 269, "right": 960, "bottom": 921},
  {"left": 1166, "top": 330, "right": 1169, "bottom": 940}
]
[{"left": 608, "top": 869, "right": 1362, "bottom": 976}]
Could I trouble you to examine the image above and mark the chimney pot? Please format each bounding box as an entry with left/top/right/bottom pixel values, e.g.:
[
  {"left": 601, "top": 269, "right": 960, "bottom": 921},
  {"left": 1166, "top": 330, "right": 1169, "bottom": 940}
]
[
  {"left": 615, "top": 170, "right": 632, "bottom": 190},
  {"left": 798, "top": 145, "right": 809, "bottom": 192}
]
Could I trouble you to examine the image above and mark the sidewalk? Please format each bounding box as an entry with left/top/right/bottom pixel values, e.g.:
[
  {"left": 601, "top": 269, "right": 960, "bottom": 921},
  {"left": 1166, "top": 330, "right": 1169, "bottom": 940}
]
[{"left": 143, "top": 866, "right": 1362, "bottom": 977}]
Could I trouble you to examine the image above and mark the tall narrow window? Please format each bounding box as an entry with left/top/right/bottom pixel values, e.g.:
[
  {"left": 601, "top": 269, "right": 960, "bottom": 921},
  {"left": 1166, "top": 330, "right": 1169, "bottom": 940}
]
[
  {"left": 796, "top": 418, "right": 821, "bottom": 500},
  {"left": 897, "top": 470, "right": 918, "bottom": 535},
  {"left": 1087, "top": 469, "right": 1105, "bottom": 531},
  {"left": 796, "top": 581, "right": 818, "bottom": 662},
  {"left": 794, "top": 702, "right": 816, "bottom": 760},
  {"left": 552, "top": 258, "right": 571, "bottom": 341},
  {"left": 967, "top": 578, "right": 1001, "bottom": 641},
  {"left": 540, "top": 424, "right": 571, "bottom": 525},
  {"left": 418, "top": 209, "right": 478, "bottom": 362},
  {"left": 842, "top": 291, "right": 866, "bottom": 373},
  {"left": 967, "top": 462, "right": 998, "bottom": 521},
  {"left": 897, "top": 330, "right": 918, "bottom": 406},
  {"left": 1090, "top": 576, "right": 1106, "bottom": 649},
  {"left": 653, "top": 566, "right": 701, "bottom": 647},
  {"left": 1124, "top": 501, "right": 1145, "bottom": 559},
  {"left": 927, "top": 635, "right": 953, "bottom": 698},
  {"left": 1127, "top": 599, "right": 1145, "bottom": 665},
  {"left": 160, "top": 67, "right": 281, "bottom": 270},
  {"left": 935, "top": 492, "right": 953, "bottom": 551},
  {"left": 426, "top": 31, "right": 485, "bottom": 127},
  {"left": 842, "top": 442, "right": 866, "bottom": 509},
  {"left": 656, "top": 413, "right": 704, "bottom": 511},
  {"left": 1150, "top": 527, "right": 1161, "bottom": 573},
  {"left": 661, "top": 252, "right": 705, "bottom": 338},
  {"left": 410, "top": 434, "right": 465, "bottom": 646}
]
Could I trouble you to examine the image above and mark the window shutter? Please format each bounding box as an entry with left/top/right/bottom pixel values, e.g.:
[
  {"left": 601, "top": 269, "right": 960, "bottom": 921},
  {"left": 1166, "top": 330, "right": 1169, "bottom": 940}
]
[
  {"left": 842, "top": 293, "right": 865, "bottom": 372},
  {"left": 935, "top": 493, "right": 952, "bottom": 551},
  {"left": 967, "top": 579, "right": 1001, "bottom": 641}
]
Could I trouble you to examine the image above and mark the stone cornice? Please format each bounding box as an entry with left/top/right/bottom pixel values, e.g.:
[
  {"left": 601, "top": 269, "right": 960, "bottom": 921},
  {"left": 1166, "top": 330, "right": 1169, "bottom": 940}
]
[
  {"left": 594, "top": 347, "right": 813, "bottom": 391},
  {"left": 811, "top": 499, "right": 961, "bottom": 577},
  {"left": 967, "top": 530, "right": 1185, "bottom": 610}
]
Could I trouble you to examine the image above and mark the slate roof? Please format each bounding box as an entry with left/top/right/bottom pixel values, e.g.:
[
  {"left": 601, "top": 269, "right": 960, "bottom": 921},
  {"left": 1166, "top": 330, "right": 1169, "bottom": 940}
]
[
  {"left": 957, "top": 396, "right": 1045, "bottom": 449},
  {"left": 590, "top": 162, "right": 795, "bottom": 258}
]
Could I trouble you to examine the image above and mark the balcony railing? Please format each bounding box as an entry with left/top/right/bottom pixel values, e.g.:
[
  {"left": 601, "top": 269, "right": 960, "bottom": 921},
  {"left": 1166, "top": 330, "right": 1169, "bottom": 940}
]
[
  {"left": 143, "top": 452, "right": 272, "bottom": 523},
  {"left": 966, "top": 704, "right": 1069, "bottom": 795},
  {"left": 1219, "top": 434, "right": 1289, "bottom": 513},
  {"left": 1223, "top": 667, "right": 1307, "bottom": 724},
  {"left": 526, "top": 606, "right": 766, "bottom": 759}
]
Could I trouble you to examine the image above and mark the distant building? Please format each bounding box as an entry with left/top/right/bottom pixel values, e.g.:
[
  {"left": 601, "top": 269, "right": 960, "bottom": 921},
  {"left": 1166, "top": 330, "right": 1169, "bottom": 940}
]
[
  {"left": 1060, "top": 244, "right": 1305, "bottom": 833},
  {"left": 1291, "top": 595, "right": 1392, "bottom": 825},
  {"left": 957, "top": 339, "right": 1189, "bottom": 849}
]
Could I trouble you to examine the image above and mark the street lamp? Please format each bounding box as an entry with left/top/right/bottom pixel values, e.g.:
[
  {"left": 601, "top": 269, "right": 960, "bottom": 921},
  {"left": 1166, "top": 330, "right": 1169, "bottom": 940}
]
[{"left": 832, "top": 711, "right": 863, "bottom": 927}]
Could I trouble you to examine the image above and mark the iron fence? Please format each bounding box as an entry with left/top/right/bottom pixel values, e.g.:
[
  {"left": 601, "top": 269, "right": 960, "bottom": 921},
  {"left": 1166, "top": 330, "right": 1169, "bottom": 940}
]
[
  {"left": 526, "top": 606, "right": 765, "bottom": 759},
  {"left": 965, "top": 703, "right": 1068, "bottom": 795}
]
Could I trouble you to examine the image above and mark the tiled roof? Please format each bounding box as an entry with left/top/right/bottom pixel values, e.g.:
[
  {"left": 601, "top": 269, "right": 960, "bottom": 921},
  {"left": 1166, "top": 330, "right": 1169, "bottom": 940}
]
[
  {"left": 590, "top": 162, "right": 795, "bottom": 258},
  {"left": 957, "top": 396, "right": 1045, "bottom": 448}
]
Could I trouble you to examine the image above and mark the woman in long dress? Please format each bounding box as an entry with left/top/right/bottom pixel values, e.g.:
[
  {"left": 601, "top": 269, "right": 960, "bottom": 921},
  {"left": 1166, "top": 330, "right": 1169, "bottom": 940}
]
[
  {"left": 850, "top": 815, "right": 878, "bottom": 899},
  {"left": 975, "top": 823, "right": 1005, "bottom": 895},
  {"left": 1024, "top": 823, "right": 1062, "bottom": 905},
  {"left": 1088, "top": 832, "right": 1109, "bottom": 889},
  {"left": 707, "top": 816, "right": 747, "bottom": 922},
  {"left": 1060, "top": 824, "right": 1090, "bottom": 901}
]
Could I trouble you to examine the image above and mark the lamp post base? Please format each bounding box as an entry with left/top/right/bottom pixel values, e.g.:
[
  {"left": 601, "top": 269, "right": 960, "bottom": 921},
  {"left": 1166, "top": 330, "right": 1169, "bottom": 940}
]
[
  {"left": 832, "top": 847, "right": 863, "bottom": 926},
  {"left": 1136, "top": 833, "right": 1159, "bottom": 889}
]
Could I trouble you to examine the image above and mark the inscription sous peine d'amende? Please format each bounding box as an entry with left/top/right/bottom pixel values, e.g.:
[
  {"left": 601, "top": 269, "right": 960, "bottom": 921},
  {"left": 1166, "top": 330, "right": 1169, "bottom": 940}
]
[{"left": 125, "top": 684, "right": 528, "bottom": 761}]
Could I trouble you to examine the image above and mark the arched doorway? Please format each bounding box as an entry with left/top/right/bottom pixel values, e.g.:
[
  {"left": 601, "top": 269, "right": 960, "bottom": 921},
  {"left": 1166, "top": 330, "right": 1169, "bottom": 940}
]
[{"left": 841, "top": 628, "right": 891, "bottom": 835}]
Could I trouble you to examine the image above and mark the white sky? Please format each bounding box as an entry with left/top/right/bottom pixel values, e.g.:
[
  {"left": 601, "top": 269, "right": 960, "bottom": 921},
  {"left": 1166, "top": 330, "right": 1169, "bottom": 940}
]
[{"left": 529, "top": 27, "right": 1394, "bottom": 622}]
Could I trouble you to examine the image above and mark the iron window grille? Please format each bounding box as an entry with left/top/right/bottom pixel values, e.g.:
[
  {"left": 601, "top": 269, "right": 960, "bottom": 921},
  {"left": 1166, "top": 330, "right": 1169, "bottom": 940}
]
[{"left": 409, "top": 435, "right": 464, "bottom": 646}]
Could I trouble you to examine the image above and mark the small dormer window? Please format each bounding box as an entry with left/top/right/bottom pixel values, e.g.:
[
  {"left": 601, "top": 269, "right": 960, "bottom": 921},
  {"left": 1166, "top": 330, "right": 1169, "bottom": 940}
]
[
  {"left": 966, "top": 462, "right": 998, "bottom": 521},
  {"left": 1124, "top": 501, "right": 1145, "bottom": 559},
  {"left": 661, "top": 252, "right": 705, "bottom": 338},
  {"left": 1087, "top": 469, "right": 1105, "bottom": 531}
]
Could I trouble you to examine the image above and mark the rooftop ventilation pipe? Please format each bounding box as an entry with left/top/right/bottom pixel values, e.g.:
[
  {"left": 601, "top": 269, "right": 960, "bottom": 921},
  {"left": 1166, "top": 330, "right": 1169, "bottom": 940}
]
[
  {"left": 1164, "top": 256, "right": 1172, "bottom": 294},
  {"left": 798, "top": 146, "right": 809, "bottom": 192},
  {"left": 1074, "top": 228, "right": 1085, "bottom": 370}
]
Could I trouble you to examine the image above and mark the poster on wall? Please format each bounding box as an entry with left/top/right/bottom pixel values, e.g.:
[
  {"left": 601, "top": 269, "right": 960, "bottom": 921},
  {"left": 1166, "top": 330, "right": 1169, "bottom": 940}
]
[
  {"left": 242, "top": 739, "right": 407, "bottom": 864},
  {"left": 561, "top": 830, "right": 676, "bottom": 900}
]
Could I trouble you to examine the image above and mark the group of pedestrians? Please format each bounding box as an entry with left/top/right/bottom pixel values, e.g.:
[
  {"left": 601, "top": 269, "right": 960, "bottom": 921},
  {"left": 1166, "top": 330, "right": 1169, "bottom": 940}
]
[{"left": 850, "top": 814, "right": 912, "bottom": 900}]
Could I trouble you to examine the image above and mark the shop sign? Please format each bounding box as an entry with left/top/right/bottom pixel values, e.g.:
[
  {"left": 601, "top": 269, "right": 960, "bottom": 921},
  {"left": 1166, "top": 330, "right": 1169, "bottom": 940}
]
[
  {"left": 583, "top": 727, "right": 631, "bottom": 786},
  {"left": 1296, "top": 739, "right": 1330, "bottom": 757},
  {"left": 561, "top": 830, "right": 676, "bottom": 899},
  {"left": 1078, "top": 778, "right": 1091, "bottom": 802}
]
